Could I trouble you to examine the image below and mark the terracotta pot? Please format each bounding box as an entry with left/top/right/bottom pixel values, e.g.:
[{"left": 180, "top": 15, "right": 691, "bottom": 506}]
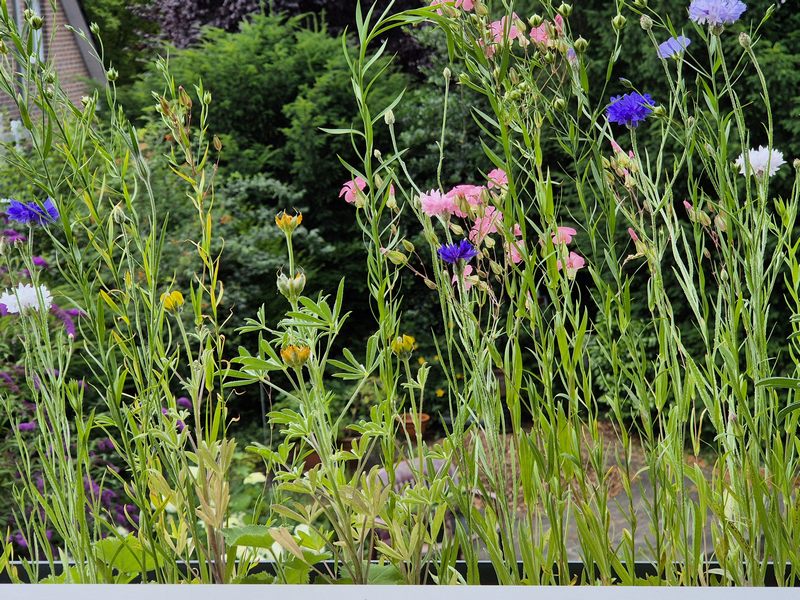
[{"left": 397, "top": 412, "right": 431, "bottom": 438}]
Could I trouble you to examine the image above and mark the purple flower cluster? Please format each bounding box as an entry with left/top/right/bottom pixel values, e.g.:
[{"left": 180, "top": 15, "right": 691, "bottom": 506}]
[
  {"left": 689, "top": 0, "right": 746, "bottom": 26},
  {"left": 5, "top": 198, "right": 59, "bottom": 226},
  {"left": 438, "top": 239, "right": 478, "bottom": 264},
  {"left": 607, "top": 92, "right": 655, "bottom": 128},
  {"left": 49, "top": 304, "right": 84, "bottom": 338}
]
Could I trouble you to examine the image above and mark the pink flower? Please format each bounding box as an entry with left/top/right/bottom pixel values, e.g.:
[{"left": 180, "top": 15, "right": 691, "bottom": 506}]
[
  {"left": 490, "top": 15, "right": 522, "bottom": 44},
  {"left": 446, "top": 184, "right": 485, "bottom": 217},
  {"left": 421, "top": 189, "right": 456, "bottom": 217},
  {"left": 487, "top": 168, "right": 508, "bottom": 189},
  {"left": 340, "top": 177, "right": 367, "bottom": 204},
  {"left": 469, "top": 206, "right": 503, "bottom": 243},
  {"left": 530, "top": 23, "right": 549, "bottom": 45},
  {"left": 611, "top": 139, "right": 625, "bottom": 154},
  {"left": 452, "top": 264, "right": 475, "bottom": 290},
  {"left": 553, "top": 226, "right": 577, "bottom": 245},
  {"left": 506, "top": 239, "right": 524, "bottom": 264},
  {"left": 479, "top": 39, "right": 497, "bottom": 58},
  {"left": 431, "top": 0, "right": 473, "bottom": 14},
  {"left": 554, "top": 14, "right": 564, "bottom": 35},
  {"left": 557, "top": 251, "right": 586, "bottom": 278},
  {"left": 627, "top": 227, "right": 639, "bottom": 242}
]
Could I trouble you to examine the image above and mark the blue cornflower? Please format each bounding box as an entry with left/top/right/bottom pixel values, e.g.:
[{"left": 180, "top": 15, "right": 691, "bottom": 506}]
[
  {"left": 607, "top": 92, "right": 655, "bottom": 128},
  {"left": 688, "top": 0, "right": 746, "bottom": 26},
  {"left": 5, "top": 197, "right": 59, "bottom": 225},
  {"left": 657, "top": 36, "right": 691, "bottom": 59},
  {"left": 438, "top": 239, "right": 478, "bottom": 264}
]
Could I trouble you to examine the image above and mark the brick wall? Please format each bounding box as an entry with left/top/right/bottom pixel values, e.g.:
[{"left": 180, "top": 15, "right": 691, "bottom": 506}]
[{"left": 0, "top": 1, "right": 97, "bottom": 119}]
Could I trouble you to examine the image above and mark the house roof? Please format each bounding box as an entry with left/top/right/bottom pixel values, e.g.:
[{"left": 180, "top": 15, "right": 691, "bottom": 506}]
[{"left": 61, "top": 0, "right": 106, "bottom": 82}]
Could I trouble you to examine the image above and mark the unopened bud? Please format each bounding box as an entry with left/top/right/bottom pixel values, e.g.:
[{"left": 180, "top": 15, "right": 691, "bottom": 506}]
[
  {"left": 634, "top": 0, "right": 648, "bottom": 6},
  {"left": 384, "top": 108, "right": 395, "bottom": 126},
  {"left": 213, "top": 135, "right": 222, "bottom": 152},
  {"left": 573, "top": 37, "right": 588, "bottom": 53},
  {"left": 640, "top": 15, "right": 653, "bottom": 30},
  {"left": 106, "top": 68, "right": 118, "bottom": 82},
  {"left": 29, "top": 15, "right": 43, "bottom": 30},
  {"left": 203, "top": 91, "right": 212, "bottom": 105},
  {"left": 612, "top": 14, "right": 627, "bottom": 31},
  {"left": 384, "top": 250, "right": 407, "bottom": 266},
  {"left": 401, "top": 239, "right": 415, "bottom": 253},
  {"left": 794, "top": 158, "right": 800, "bottom": 171},
  {"left": 553, "top": 97, "right": 567, "bottom": 112},
  {"left": 90, "top": 22, "right": 100, "bottom": 36},
  {"left": 529, "top": 14, "right": 543, "bottom": 28},
  {"left": 652, "top": 105, "right": 666, "bottom": 118},
  {"left": 443, "top": 67, "right": 451, "bottom": 82},
  {"left": 738, "top": 32, "right": 751, "bottom": 50},
  {"left": 557, "top": 3, "right": 572, "bottom": 18},
  {"left": 714, "top": 213, "right": 727, "bottom": 233}
]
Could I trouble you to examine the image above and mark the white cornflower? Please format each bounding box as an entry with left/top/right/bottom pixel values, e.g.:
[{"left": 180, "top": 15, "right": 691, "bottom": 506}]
[
  {"left": 0, "top": 283, "right": 53, "bottom": 313},
  {"left": 735, "top": 145, "right": 786, "bottom": 178}
]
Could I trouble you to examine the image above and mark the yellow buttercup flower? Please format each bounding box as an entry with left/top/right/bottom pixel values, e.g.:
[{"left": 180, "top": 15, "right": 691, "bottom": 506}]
[
  {"left": 161, "top": 290, "right": 184, "bottom": 312},
  {"left": 275, "top": 211, "right": 303, "bottom": 235},
  {"left": 390, "top": 334, "right": 416, "bottom": 358},
  {"left": 281, "top": 344, "right": 311, "bottom": 369},
  {"left": 435, "top": 388, "right": 445, "bottom": 398}
]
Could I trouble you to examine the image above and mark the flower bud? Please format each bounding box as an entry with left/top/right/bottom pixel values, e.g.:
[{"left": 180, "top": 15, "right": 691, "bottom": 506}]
[
  {"left": 529, "top": 14, "right": 543, "bottom": 28},
  {"left": 384, "top": 250, "right": 407, "bottom": 266},
  {"left": 391, "top": 334, "right": 416, "bottom": 358},
  {"left": 384, "top": 108, "right": 395, "bottom": 126},
  {"left": 652, "top": 105, "right": 666, "bottom": 118},
  {"left": 281, "top": 344, "right": 310, "bottom": 369},
  {"left": 213, "top": 135, "right": 222, "bottom": 152},
  {"left": 90, "top": 22, "right": 100, "bottom": 35},
  {"left": 738, "top": 32, "right": 751, "bottom": 50},
  {"left": 275, "top": 210, "right": 302, "bottom": 235},
  {"left": 106, "top": 68, "right": 119, "bottom": 82},
  {"left": 794, "top": 158, "right": 800, "bottom": 171},
  {"left": 29, "top": 15, "right": 43, "bottom": 30},
  {"left": 612, "top": 14, "right": 627, "bottom": 31},
  {"left": 401, "top": 239, "right": 415, "bottom": 253},
  {"left": 633, "top": 0, "right": 648, "bottom": 6},
  {"left": 640, "top": 15, "right": 653, "bottom": 30},
  {"left": 443, "top": 67, "right": 451, "bottom": 82},
  {"left": 697, "top": 210, "right": 712, "bottom": 228},
  {"left": 714, "top": 213, "right": 727, "bottom": 233},
  {"left": 557, "top": 3, "right": 572, "bottom": 18},
  {"left": 573, "top": 36, "right": 588, "bottom": 53},
  {"left": 277, "top": 271, "right": 306, "bottom": 303},
  {"left": 203, "top": 91, "right": 212, "bottom": 105},
  {"left": 553, "top": 97, "right": 567, "bottom": 112}
]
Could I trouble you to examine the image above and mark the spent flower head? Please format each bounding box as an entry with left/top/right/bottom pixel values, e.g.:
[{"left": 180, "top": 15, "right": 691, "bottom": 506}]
[
  {"left": 391, "top": 334, "right": 416, "bottom": 358},
  {"left": 281, "top": 344, "right": 311, "bottom": 369},
  {"left": 275, "top": 210, "right": 303, "bottom": 235}
]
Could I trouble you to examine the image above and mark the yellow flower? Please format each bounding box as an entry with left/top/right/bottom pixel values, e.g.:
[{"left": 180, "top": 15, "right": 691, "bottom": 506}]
[
  {"left": 435, "top": 388, "right": 445, "bottom": 398},
  {"left": 281, "top": 344, "right": 311, "bottom": 369},
  {"left": 390, "top": 334, "right": 416, "bottom": 358},
  {"left": 275, "top": 210, "right": 303, "bottom": 235},
  {"left": 161, "top": 290, "right": 184, "bottom": 312},
  {"left": 417, "top": 356, "right": 427, "bottom": 366}
]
